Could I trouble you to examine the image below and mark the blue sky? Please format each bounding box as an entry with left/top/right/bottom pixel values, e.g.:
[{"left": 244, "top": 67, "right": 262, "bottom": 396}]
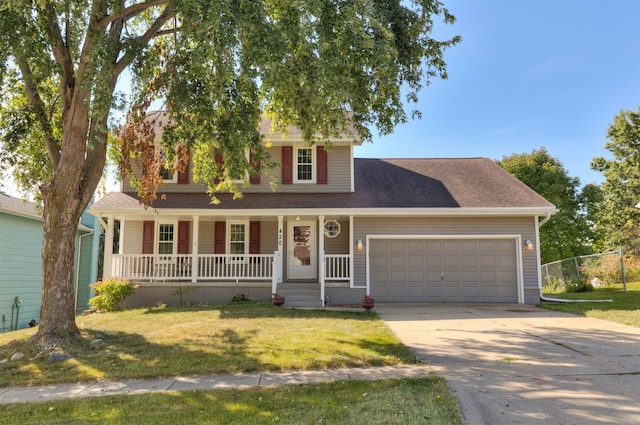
[
  {"left": 2, "top": 0, "right": 638, "bottom": 197},
  {"left": 359, "top": 0, "right": 640, "bottom": 187}
]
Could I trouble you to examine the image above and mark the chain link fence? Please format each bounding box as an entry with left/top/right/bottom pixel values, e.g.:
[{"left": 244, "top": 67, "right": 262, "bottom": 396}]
[{"left": 541, "top": 249, "right": 627, "bottom": 294}]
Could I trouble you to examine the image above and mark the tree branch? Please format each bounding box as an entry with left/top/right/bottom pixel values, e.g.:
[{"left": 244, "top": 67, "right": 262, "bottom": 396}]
[
  {"left": 95, "top": 0, "right": 170, "bottom": 31},
  {"left": 12, "top": 53, "right": 61, "bottom": 169},
  {"left": 114, "top": 4, "right": 175, "bottom": 75},
  {"left": 44, "top": 1, "right": 74, "bottom": 83}
]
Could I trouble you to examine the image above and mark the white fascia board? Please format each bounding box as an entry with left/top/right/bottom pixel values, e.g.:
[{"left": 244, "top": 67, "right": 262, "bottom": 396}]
[{"left": 89, "top": 206, "right": 557, "bottom": 220}]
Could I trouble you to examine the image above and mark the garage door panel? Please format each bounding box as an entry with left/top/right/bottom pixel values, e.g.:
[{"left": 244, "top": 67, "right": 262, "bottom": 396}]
[
  {"left": 444, "top": 255, "right": 460, "bottom": 266},
  {"left": 443, "top": 240, "right": 460, "bottom": 252},
  {"left": 426, "top": 287, "right": 443, "bottom": 297},
  {"left": 390, "top": 287, "right": 407, "bottom": 297},
  {"left": 407, "top": 286, "right": 425, "bottom": 298},
  {"left": 390, "top": 271, "right": 406, "bottom": 283},
  {"left": 408, "top": 255, "right": 424, "bottom": 267},
  {"left": 371, "top": 237, "right": 519, "bottom": 303},
  {"left": 461, "top": 255, "right": 478, "bottom": 266},
  {"left": 408, "top": 271, "right": 425, "bottom": 282},
  {"left": 462, "top": 271, "right": 479, "bottom": 282},
  {"left": 443, "top": 286, "right": 461, "bottom": 298},
  {"left": 463, "top": 286, "right": 479, "bottom": 297}
]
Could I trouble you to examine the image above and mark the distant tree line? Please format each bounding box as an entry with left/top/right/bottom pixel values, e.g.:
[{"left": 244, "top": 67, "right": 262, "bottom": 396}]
[{"left": 497, "top": 107, "right": 640, "bottom": 264}]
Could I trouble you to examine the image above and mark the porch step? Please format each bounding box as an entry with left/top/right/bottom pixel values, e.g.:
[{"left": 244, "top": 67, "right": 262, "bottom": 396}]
[{"left": 277, "top": 282, "right": 323, "bottom": 308}]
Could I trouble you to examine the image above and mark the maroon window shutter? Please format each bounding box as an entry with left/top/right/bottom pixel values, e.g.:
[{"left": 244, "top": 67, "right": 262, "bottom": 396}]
[
  {"left": 282, "top": 146, "right": 293, "bottom": 184},
  {"left": 214, "top": 221, "right": 226, "bottom": 254},
  {"left": 317, "top": 146, "right": 328, "bottom": 184},
  {"left": 214, "top": 153, "right": 224, "bottom": 184},
  {"left": 249, "top": 221, "right": 260, "bottom": 255},
  {"left": 249, "top": 152, "right": 261, "bottom": 185},
  {"left": 142, "top": 221, "right": 154, "bottom": 254},
  {"left": 178, "top": 221, "right": 189, "bottom": 254},
  {"left": 178, "top": 154, "right": 189, "bottom": 184}
]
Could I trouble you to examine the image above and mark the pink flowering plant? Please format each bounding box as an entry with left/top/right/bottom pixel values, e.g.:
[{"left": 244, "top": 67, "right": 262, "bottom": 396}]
[{"left": 363, "top": 295, "right": 374, "bottom": 302}]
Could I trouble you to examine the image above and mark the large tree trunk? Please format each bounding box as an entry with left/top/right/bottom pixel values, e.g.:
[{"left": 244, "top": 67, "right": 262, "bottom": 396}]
[
  {"left": 37, "top": 184, "right": 84, "bottom": 343},
  {"left": 35, "top": 112, "right": 108, "bottom": 345}
]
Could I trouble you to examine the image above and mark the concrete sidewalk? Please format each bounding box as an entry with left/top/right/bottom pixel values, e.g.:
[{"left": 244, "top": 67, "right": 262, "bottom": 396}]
[{"left": 0, "top": 365, "right": 430, "bottom": 405}]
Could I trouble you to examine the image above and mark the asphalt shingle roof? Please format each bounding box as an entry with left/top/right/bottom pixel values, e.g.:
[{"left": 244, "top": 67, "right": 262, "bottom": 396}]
[{"left": 92, "top": 157, "right": 554, "bottom": 212}]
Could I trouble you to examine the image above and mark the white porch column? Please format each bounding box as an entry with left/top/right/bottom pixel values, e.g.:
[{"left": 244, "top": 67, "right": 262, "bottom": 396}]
[
  {"left": 278, "top": 215, "right": 284, "bottom": 283},
  {"left": 349, "top": 215, "right": 354, "bottom": 287},
  {"left": 192, "top": 216, "right": 199, "bottom": 283},
  {"left": 318, "top": 215, "right": 325, "bottom": 306},
  {"left": 118, "top": 220, "right": 124, "bottom": 254},
  {"left": 103, "top": 215, "right": 115, "bottom": 279}
]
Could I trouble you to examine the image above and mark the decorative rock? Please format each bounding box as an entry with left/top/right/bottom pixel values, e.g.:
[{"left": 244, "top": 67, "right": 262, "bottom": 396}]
[
  {"left": 10, "top": 352, "right": 25, "bottom": 361},
  {"left": 94, "top": 334, "right": 104, "bottom": 340},
  {"left": 89, "top": 339, "right": 104, "bottom": 350},
  {"left": 49, "top": 352, "right": 72, "bottom": 362}
]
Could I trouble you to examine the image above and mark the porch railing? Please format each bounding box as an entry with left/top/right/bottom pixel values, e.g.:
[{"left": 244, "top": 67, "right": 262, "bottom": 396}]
[
  {"left": 324, "top": 254, "right": 350, "bottom": 281},
  {"left": 111, "top": 254, "right": 275, "bottom": 281},
  {"left": 111, "top": 252, "right": 349, "bottom": 284}
]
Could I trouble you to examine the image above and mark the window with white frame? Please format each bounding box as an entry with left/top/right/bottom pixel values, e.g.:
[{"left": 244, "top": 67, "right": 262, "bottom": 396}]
[
  {"left": 228, "top": 222, "right": 248, "bottom": 262},
  {"left": 324, "top": 220, "right": 341, "bottom": 238},
  {"left": 157, "top": 222, "right": 176, "bottom": 262},
  {"left": 295, "top": 147, "right": 315, "bottom": 183},
  {"left": 157, "top": 147, "right": 177, "bottom": 183}
]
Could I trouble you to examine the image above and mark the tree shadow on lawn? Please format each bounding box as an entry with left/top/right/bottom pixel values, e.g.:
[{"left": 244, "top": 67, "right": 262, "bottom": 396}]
[
  {"left": 0, "top": 327, "right": 264, "bottom": 387},
  {"left": 140, "top": 302, "right": 381, "bottom": 321}
]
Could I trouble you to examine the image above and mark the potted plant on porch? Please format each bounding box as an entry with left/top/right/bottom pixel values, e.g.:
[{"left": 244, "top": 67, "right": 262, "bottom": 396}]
[
  {"left": 361, "top": 294, "right": 375, "bottom": 310},
  {"left": 272, "top": 293, "right": 286, "bottom": 306}
]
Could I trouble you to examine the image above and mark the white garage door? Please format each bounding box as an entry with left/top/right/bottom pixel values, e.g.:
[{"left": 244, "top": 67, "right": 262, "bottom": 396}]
[{"left": 370, "top": 238, "right": 518, "bottom": 303}]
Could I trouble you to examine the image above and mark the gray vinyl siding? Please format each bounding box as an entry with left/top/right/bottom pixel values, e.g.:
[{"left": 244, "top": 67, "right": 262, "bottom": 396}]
[
  {"left": 122, "top": 221, "right": 144, "bottom": 254},
  {"left": 123, "top": 145, "right": 353, "bottom": 194},
  {"left": 323, "top": 220, "right": 349, "bottom": 254},
  {"left": 199, "top": 221, "right": 215, "bottom": 254},
  {"left": 352, "top": 216, "right": 540, "bottom": 303},
  {"left": 260, "top": 221, "right": 278, "bottom": 254}
]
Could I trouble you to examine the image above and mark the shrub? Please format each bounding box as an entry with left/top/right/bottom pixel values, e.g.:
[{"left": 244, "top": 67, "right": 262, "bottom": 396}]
[
  {"left": 564, "top": 276, "right": 593, "bottom": 293},
  {"left": 89, "top": 278, "right": 137, "bottom": 311}
]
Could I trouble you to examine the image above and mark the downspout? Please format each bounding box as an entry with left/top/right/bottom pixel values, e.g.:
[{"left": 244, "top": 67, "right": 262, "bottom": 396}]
[
  {"left": 75, "top": 229, "right": 94, "bottom": 313},
  {"left": 538, "top": 211, "right": 552, "bottom": 228}
]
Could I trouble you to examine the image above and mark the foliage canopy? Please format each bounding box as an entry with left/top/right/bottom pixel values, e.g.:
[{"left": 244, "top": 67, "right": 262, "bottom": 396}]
[{"left": 0, "top": 0, "right": 459, "bottom": 342}]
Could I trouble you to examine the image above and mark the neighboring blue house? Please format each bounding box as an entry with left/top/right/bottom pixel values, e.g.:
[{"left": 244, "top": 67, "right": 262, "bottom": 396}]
[{"left": 0, "top": 193, "right": 100, "bottom": 332}]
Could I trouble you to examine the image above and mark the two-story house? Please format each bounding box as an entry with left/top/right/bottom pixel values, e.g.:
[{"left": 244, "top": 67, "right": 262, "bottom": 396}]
[{"left": 90, "top": 114, "right": 555, "bottom": 307}]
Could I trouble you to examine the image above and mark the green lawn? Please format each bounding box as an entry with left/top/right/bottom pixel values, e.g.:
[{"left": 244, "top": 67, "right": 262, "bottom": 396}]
[
  {"left": 0, "top": 377, "right": 463, "bottom": 425},
  {"left": 0, "top": 303, "right": 419, "bottom": 387},
  {"left": 0, "top": 303, "right": 465, "bottom": 424},
  {"left": 539, "top": 282, "right": 640, "bottom": 327}
]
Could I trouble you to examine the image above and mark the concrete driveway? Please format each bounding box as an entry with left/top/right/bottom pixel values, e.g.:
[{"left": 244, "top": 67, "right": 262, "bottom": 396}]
[{"left": 375, "top": 303, "right": 640, "bottom": 425}]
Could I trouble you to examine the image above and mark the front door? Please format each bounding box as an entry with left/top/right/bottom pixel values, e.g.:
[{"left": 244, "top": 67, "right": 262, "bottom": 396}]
[{"left": 287, "top": 221, "right": 316, "bottom": 279}]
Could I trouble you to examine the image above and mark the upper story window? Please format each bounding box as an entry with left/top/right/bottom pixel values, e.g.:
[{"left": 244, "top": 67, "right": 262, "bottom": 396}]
[
  {"left": 295, "top": 147, "right": 315, "bottom": 183},
  {"left": 157, "top": 147, "right": 177, "bottom": 183}
]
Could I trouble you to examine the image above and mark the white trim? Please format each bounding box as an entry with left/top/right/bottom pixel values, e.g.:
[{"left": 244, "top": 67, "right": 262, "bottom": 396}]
[
  {"left": 350, "top": 145, "right": 355, "bottom": 192},
  {"left": 293, "top": 147, "right": 316, "bottom": 184},
  {"left": 92, "top": 206, "right": 557, "bottom": 220},
  {"left": 349, "top": 215, "right": 355, "bottom": 287},
  {"left": 155, "top": 220, "right": 178, "bottom": 261},
  {"left": 227, "top": 220, "right": 249, "bottom": 262},
  {"left": 535, "top": 216, "right": 543, "bottom": 293},
  {"left": 287, "top": 220, "right": 317, "bottom": 279},
  {"left": 323, "top": 219, "right": 341, "bottom": 238},
  {"left": 365, "top": 234, "right": 524, "bottom": 304},
  {"left": 156, "top": 147, "right": 178, "bottom": 184}
]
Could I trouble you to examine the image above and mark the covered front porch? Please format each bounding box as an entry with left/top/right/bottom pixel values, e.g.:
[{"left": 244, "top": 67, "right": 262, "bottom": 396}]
[{"left": 100, "top": 214, "right": 356, "bottom": 306}]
